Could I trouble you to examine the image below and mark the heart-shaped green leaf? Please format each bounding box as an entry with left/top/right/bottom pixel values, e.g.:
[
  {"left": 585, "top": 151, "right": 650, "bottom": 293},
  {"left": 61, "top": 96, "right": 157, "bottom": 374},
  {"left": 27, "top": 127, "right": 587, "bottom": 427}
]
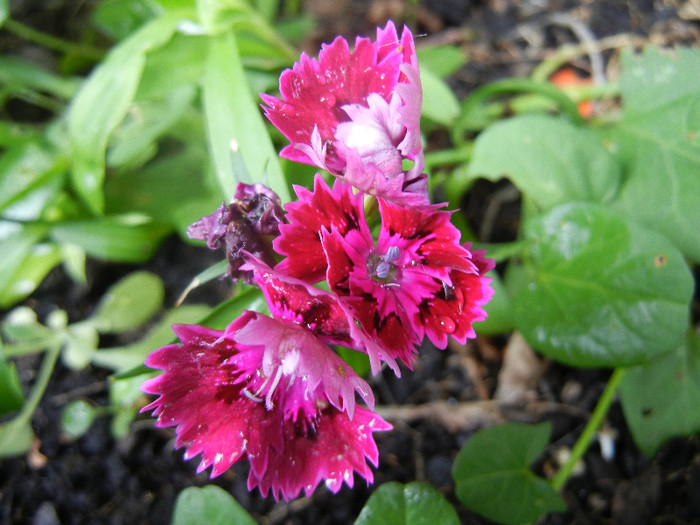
[
  {"left": 355, "top": 482, "right": 459, "bottom": 525},
  {"left": 511, "top": 202, "right": 693, "bottom": 367},
  {"left": 453, "top": 422, "right": 565, "bottom": 525},
  {"left": 620, "top": 331, "right": 700, "bottom": 456},
  {"left": 467, "top": 114, "right": 621, "bottom": 210},
  {"left": 172, "top": 486, "right": 256, "bottom": 525},
  {"left": 607, "top": 47, "right": 700, "bottom": 261}
]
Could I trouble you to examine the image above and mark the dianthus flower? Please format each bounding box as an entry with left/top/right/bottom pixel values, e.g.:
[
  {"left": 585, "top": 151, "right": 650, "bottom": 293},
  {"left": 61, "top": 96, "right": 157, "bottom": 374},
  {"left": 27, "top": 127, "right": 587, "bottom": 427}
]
[
  {"left": 261, "top": 21, "right": 427, "bottom": 206},
  {"left": 187, "top": 182, "right": 285, "bottom": 283},
  {"left": 141, "top": 312, "right": 391, "bottom": 501},
  {"left": 273, "top": 174, "right": 495, "bottom": 373}
]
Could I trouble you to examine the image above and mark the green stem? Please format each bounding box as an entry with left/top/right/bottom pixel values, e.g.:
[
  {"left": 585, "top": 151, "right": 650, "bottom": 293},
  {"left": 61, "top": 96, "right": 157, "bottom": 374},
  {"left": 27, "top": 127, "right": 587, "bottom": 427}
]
[
  {"left": 551, "top": 367, "right": 627, "bottom": 491},
  {"left": 17, "top": 344, "right": 60, "bottom": 423},
  {"left": 3, "top": 18, "right": 104, "bottom": 61}
]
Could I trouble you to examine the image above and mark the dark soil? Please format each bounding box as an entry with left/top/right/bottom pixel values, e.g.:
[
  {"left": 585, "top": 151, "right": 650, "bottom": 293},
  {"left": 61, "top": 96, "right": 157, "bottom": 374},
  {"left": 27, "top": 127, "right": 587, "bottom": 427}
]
[{"left": 2, "top": 1, "right": 700, "bottom": 525}]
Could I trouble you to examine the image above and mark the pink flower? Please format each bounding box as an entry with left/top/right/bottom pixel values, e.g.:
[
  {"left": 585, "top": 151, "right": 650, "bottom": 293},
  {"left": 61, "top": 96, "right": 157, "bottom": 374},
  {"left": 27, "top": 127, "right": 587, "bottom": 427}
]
[
  {"left": 141, "top": 314, "right": 391, "bottom": 501},
  {"left": 244, "top": 253, "right": 405, "bottom": 375},
  {"left": 272, "top": 175, "right": 494, "bottom": 371},
  {"left": 261, "top": 21, "right": 427, "bottom": 205}
]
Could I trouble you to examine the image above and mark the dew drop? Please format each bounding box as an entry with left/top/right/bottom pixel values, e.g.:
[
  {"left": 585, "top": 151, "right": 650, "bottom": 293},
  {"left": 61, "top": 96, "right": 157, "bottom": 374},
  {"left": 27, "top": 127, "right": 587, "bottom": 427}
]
[
  {"left": 439, "top": 316, "right": 456, "bottom": 333},
  {"left": 320, "top": 94, "right": 336, "bottom": 107}
]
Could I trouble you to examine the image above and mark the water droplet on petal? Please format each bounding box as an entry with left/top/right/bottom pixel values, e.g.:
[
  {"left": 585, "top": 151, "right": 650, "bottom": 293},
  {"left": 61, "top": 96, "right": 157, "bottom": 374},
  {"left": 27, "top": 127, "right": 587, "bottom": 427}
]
[
  {"left": 320, "top": 94, "right": 336, "bottom": 108},
  {"left": 439, "top": 316, "right": 456, "bottom": 333}
]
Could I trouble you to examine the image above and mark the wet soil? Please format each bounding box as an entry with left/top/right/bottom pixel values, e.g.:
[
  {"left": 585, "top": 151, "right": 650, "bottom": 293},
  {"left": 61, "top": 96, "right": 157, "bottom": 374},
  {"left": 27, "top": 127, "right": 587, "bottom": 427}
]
[{"left": 2, "top": 1, "right": 700, "bottom": 524}]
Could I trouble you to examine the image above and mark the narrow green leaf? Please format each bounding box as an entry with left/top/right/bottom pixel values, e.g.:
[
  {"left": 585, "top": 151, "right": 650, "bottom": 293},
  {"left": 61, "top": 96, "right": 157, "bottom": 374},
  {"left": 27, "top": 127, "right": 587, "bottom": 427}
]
[
  {"left": 355, "top": 482, "right": 459, "bottom": 525},
  {"left": 92, "top": 0, "right": 162, "bottom": 41},
  {"left": 199, "top": 286, "right": 267, "bottom": 330},
  {"left": 511, "top": 202, "right": 693, "bottom": 367},
  {"left": 0, "top": 0, "right": 8, "bottom": 27},
  {"left": 91, "top": 271, "right": 164, "bottom": 334},
  {"left": 468, "top": 114, "right": 621, "bottom": 210},
  {"left": 61, "top": 400, "right": 97, "bottom": 438},
  {"left": 0, "top": 355, "right": 24, "bottom": 415},
  {"left": 0, "top": 225, "right": 48, "bottom": 308},
  {"left": 68, "top": 14, "right": 180, "bottom": 214},
  {"left": 107, "top": 84, "right": 196, "bottom": 168},
  {"left": 0, "top": 56, "right": 81, "bottom": 99},
  {"left": 0, "top": 243, "right": 62, "bottom": 308},
  {"left": 620, "top": 331, "right": 700, "bottom": 456},
  {"left": 172, "top": 486, "right": 256, "bottom": 525},
  {"left": 453, "top": 422, "right": 566, "bottom": 525},
  {"left": 0, "top": 140, "right": 65, "bottom": 215},
  {"left": 202, "top": 29, "right": 290, "bottom": 201},
  {"left": 49, "top": 216, "right": 170, "bottom": 263}
]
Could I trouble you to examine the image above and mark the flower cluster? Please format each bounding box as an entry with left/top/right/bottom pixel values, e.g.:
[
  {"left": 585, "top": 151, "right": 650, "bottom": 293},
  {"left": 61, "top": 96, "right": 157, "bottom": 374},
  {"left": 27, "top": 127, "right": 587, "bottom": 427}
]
[{"left": 142, "top": 21, "right": 494, "bottom": 502}]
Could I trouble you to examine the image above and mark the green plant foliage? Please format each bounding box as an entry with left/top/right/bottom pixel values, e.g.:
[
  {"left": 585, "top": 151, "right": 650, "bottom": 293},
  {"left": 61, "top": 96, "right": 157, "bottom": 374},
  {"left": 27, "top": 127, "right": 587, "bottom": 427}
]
[
  {"left": 355, "top": 481, "right": 459, "bottom": 525},
  {"left": 90, "top": 271, "right": 164, "bottom": 334},
  {"left": 511, "top": 202, "right": 693, "bottom": 367},
  {"left": 171, "top": 485, "right": 257, "bottom": 525},
  {"left": 452, "top": 422, "right": 566, "bottom": 525},
  {"left": 48, "top": 217, "right": 170, "bottom": 263},
  {"left": 202, "top": 29, "right": 290, "bottom": 201},
  {"left": 420, "top": 67, "right": 460, "bottom": 126},
  {"left": 67, "top": 13, "right": 183, "bottom": 214},
  {"left": 61, "top": 399, "right": 97, "bottom": 438},
  {"left": 0, "top": 354, "right": 24, "bottom": 415},
  {"left": 0, "top": 416, "right": 34, "bottom": 458},
  {"left": 620, "top": 331, "right": 700, "bottom": 456},
  {"left": 467, "top": 114, "right": 621, "bottom": 210},
  {"left": 608, "top": 47, "right": 700, "bottom": 261}
]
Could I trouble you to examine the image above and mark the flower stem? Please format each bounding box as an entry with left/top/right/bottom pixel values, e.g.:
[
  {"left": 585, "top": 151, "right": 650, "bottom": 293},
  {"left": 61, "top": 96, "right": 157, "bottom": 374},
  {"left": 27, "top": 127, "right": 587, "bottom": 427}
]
[
  {"left": 17, "top": 344, "right": 61, "bottom": 423},
  {"left": 551, "top": 367, "right": 627, "bottom": 491},
  {"left": 3, "top": 18, "right": 104, "bottom": 61}
]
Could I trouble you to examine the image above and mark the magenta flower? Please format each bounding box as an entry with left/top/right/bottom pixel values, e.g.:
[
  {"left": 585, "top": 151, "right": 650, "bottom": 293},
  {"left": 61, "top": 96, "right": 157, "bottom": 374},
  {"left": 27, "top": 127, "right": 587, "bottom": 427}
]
[
  {"left": 261, "top": 21, "right": 427, "bottom": 205},
  {"left": 244, "top": 253, "right": 406, "bottom": 375},
  {"left": 187, "top": 182, "right": 285, "bottom": 283},
  {"left": 272, "top": 175, "right": 494, "bottom": 371},
  {"left": 141, "top": 313, "right": 391, "bottom": 501}
]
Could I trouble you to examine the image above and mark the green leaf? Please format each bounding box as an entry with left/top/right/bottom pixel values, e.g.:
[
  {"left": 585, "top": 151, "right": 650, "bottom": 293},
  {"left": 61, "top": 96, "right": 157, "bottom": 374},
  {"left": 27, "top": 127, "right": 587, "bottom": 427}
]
[
  {"left": 107, "top": 84, "right": 196, "bottom": 169},
  {"left": 92, "top": 0, "right": 162, "bottom": 41},
  {"left": 511, "top": 202, "right": 693, "bottom": 367},
  {"left": 468, "top": 114, "right": 621, "bottom": 210},
  {"left": 420, "top": 67, "right": 460, "bottom": 126},
  {"left": 171, "top": 485, "right": 256, "bottom": 525},
  {"left": 61, "top": 400, "right": 97, "bottom": 438},
  {"left": 202, "top": 29, "right": 290, "bottom": 201},
  {"left": 200, "top": 286, "right": 267, "bottom": 330},
  {"left": 91, "top": 271, "right": 164, "bottom": 334},
  {"left": 0, "top": 225, "right": 48, "bottom": 309},
  {"left": 620, "top": 331, "right": 700, "bottom": 456},
  {"left": 452, "top": 422, "right": 566, "bottom": 525},
  {"left": 473, "top": 271, "right": 513, "bottom": 336},
  {"left": 0, "top": 417, "right": 34, "bottom": 458},
  {"left": 104, "top": 145, "right": 221, "bottom": 234},
  {"left": 0, "top": 355, "right": 24, "bottom": 416},
  {"left": 337, "top": 346, "right": 371, "bottom": 378},
  {"left": 0, "top": 140, "right": 65, "bottom": 217},
  {"left": 91, "top": 304, "right": 210, "bottom": 371},
  {"left": 49, "top": 216, "right": 170, "bottom": 262},
  {"left": 68, "top": 13, "right": 181, "bottom": 214},
  {"left": 607, "top": 47, "right": 700, "bottom": 261},
  {"left": 135, "top": 32, "right": 208, "bottom": 99},
  {"left": 62, "top": 322, "right": 99, "bottom": 370},
  {"left": 417, "top": 45, "right": 467, "bottom": 79},
  {"left": 0, "top": 243, "right": 62, "bottom": 308},
  {"left": 0, "top": 0, "right": 8, "bottom": 27},
  {"left": 355, "top": 481, "right": 460, "bottom": 525},
  {"left": 0, "top": 56, "right": 81, "bottom": 100}
]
